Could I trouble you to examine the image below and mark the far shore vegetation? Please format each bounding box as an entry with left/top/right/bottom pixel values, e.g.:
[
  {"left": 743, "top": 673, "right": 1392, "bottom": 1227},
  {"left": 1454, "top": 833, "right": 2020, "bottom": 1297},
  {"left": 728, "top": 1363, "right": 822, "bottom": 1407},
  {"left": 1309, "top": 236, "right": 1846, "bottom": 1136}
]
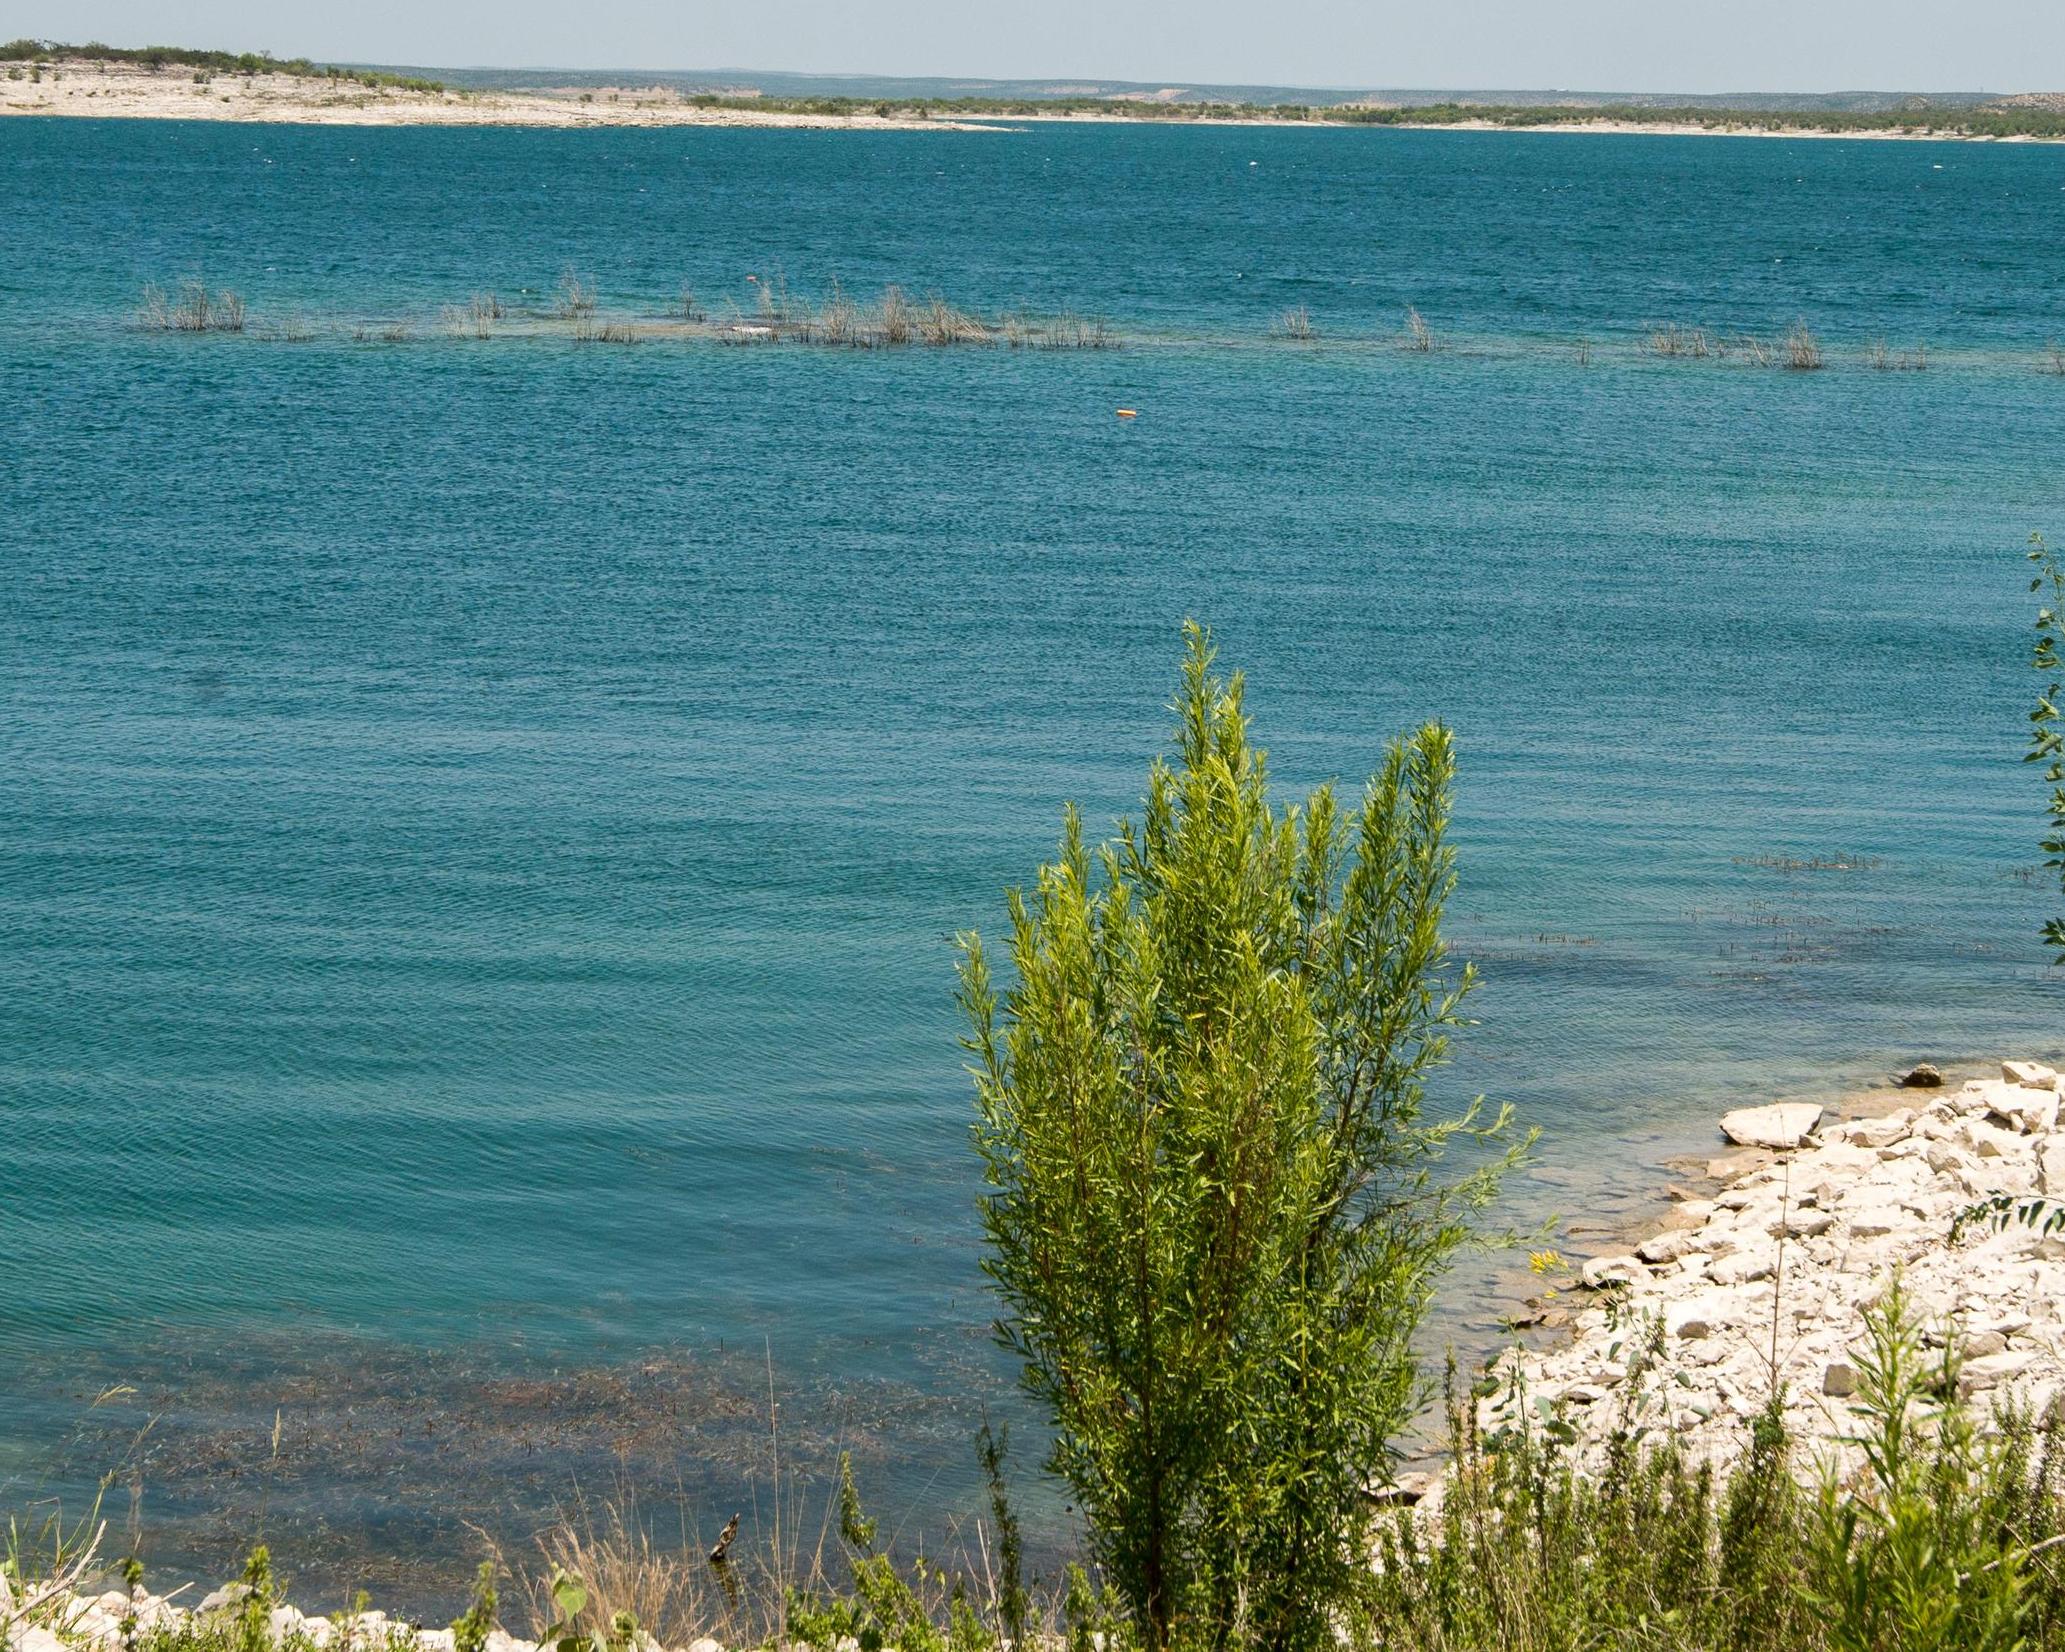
[
  {"left": 1, "top": 39, "right": 445, "bottom": 92},
  {"left": 11, "top": 42, "right": 2065, "bottom": 138},
  {"left": 679, "top": 94, "right": 2065, "bottom": 141}
]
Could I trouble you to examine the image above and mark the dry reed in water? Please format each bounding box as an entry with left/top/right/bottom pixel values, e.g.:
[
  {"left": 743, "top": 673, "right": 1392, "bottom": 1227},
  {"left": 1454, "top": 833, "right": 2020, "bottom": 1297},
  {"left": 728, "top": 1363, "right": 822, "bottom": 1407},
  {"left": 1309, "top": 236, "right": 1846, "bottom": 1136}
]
[
  {"left": 139, "top": 279, "right": 246, "bottom": 333},
  {"left": 556, "top": 268, "right": 597, "bottom": 319},
  {"left": 1784, "top": 319, "right": 1823, "bottom": 370},
  {"left": 1402, "top": 304, "right": 1434, "bottom": 352},
  {"left": 1272, "top": 305, "right": 1316, "bottom": 341},
  {"left": 1649, "top": 323, "right": 1712, "bottom": 358}
]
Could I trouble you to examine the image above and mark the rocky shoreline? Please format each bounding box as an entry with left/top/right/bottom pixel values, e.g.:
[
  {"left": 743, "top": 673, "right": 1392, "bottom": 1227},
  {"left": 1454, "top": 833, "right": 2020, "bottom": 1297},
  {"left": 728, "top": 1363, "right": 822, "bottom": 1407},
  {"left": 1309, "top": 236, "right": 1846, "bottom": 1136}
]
[
  {"left": 1481, "top": 1058, "right": 2065, "bottom": 1473},
  {"left": 2, "top": 1585, "right": 733, "bottom": 1652}
]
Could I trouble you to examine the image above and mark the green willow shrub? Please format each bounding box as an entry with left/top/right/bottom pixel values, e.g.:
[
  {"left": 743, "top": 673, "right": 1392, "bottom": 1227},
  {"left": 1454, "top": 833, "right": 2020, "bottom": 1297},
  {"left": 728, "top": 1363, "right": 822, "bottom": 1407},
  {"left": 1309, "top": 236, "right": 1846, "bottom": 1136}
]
[
  {"left": 2027, "top": 532, "right": 2065, "bottom": 959},
  {"left": 1808, "top": 1278, "right": 2028, "bottom": 1652},
  {"left": 959, "top": 624, "right": 1525, "bottom": 1651}
]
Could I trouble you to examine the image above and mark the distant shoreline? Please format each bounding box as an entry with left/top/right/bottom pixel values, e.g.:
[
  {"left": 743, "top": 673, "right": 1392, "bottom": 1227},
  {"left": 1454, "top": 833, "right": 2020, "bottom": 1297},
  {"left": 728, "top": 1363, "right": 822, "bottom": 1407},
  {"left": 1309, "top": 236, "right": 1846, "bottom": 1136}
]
[
  {"left": 5, "top": 60, "right": 2063, "bottom": 140},
  {"left": 995, "top": 110, "right": 2064, "bottom": 140}
]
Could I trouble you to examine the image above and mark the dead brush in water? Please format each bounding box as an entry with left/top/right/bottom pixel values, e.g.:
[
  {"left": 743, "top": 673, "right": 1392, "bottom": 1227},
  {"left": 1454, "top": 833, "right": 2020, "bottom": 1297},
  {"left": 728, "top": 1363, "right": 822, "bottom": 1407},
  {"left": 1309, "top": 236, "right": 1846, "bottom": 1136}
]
[
  {"left": 139, "top": 279, "right": 246, "bottom": 333},
  {"left": 811, "top": 281, "right": 865, "bottom": 347},
  {"left": 1020, "top": 311, "right": 1118, "bottom": 350},
  {"left": 919, "top": 294, "right": 991, "bottom": 345},
  {"left": 879, "top": 284, "right": 914, "bottom": 345},
  {"left": 572, "top": 318, "right": 641, "bottom": 345},
  {"left": 1650, "top": 322, "right": 1712, "bottom": 358},
  {"left": 1866, "top": 337, "right": 1928, "bottom": 370},
  {"left": 1271, "top": 304, "right": 1317, "bottom": 341},
  {"left": 2045, "top": 340, "right": 2065, "bottom": 376},
  {"left": 1784, "top": 319, "right": 1824, "bottom": 370},
  {"left": 555, "top": 267, "right": 598, "bottom": 319},
  {"left": 1401, "top": 304, "right": 1435, "bottom": 352}
]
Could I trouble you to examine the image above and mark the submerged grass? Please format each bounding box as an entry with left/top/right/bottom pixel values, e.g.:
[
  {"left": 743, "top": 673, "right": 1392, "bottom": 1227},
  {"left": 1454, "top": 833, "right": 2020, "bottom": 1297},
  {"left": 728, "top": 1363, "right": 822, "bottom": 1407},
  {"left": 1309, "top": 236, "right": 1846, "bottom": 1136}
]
[
  {"left": 709, "top": 282, "right": 1119, "bottom": 349},
  {"left": 138, "top": 280, "right": 245, "bottom": 333},
  {"left": 107, "top": 284, "right": 2003, "bottom": 373}
]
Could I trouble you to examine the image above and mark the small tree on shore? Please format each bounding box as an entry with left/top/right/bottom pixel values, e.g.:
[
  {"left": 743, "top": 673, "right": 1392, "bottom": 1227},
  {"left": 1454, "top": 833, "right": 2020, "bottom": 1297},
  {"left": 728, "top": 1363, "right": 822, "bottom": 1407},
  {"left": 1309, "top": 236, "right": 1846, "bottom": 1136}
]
[{"left": 958, "top": 624, "right": 1526, "bottom": 1651}]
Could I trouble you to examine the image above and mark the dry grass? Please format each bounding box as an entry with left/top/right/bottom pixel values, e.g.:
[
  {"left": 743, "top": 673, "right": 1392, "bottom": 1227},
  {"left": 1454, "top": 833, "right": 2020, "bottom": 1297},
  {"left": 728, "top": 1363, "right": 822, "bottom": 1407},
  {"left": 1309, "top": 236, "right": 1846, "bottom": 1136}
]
[
  {"left": 1866, "top": 337, "right": 1928, "bottom": 370},
  {"left": 1649, "top": 323, "right": 1712, "bottom": 358},
  {"left": 273, "top": 311, "right": 315, "bottom": 343},
  {"left": 2046, "top": 340, "right": 2065, "bottom": 376},
  {"left": 521, "top": 1502, "right": 800, "bottom": 1650},
  {"left": 813, "top": 281, "right": 863, "bottom": 346},
  {"left": 919, "top": 294, "right": 990, "bottom": 345},
  {"left": 139, "top": 279, "right": 246, "bottom": 333},
  {"left": 556, "top": 267, "right": 598, "bottom": 319},
  {"left": 1402, "top": 304, "right": 1434, "bottom": 352},
  {"left": 1271, "top": 305, "right": 1316, "bottom": 341},
  {"left": 571, "top": 318, "right": 641, "bottom": 345},
  {"left": 1784, "top": 319, "right": 1824, "bottom": 370},
  {"left": 1737, "top": 332, "right": 1773, "bottom": 367},
  {"left": 1000, "top": 311, "right": 1119, "bottom": 350},
  {"left": 705, "top": 281, "right": 1115, "bottom": 350},
  {"left": 880, "top": 285, "right": 914, "bottom": 345},
  {"left": 1575, "top": 336, "right": 1592, "bottom": 367}
]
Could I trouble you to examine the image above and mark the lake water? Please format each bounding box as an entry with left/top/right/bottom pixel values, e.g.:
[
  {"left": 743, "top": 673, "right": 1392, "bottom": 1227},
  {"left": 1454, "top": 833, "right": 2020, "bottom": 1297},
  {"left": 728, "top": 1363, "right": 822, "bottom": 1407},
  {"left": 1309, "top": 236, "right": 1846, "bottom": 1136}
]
[{"left": 4, "top": 114, "right": 2065, "bottom": 1606}]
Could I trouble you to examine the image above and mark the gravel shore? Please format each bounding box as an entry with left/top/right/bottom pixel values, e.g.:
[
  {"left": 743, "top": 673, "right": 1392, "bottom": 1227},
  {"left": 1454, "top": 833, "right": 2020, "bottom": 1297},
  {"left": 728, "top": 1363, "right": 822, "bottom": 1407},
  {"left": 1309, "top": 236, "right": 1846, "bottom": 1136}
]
[{"left": 1483, "top": 1059, "right": 2065, "bottom": 1473}]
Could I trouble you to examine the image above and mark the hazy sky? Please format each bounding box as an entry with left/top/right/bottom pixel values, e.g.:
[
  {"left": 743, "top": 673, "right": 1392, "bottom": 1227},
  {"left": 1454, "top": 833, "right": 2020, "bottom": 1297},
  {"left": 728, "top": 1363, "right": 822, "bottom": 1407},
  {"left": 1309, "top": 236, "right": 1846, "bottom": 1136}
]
[{"left": 5, "top": 0, "right": 2061, "bottom": 91}]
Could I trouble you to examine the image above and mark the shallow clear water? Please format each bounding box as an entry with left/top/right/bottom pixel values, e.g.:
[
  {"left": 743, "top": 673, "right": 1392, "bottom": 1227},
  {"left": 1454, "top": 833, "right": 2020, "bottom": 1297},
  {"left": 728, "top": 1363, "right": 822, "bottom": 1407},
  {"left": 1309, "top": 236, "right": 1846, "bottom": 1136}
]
[{"left": 4, "top": 115, "right": 2065, "bottom": 1603}]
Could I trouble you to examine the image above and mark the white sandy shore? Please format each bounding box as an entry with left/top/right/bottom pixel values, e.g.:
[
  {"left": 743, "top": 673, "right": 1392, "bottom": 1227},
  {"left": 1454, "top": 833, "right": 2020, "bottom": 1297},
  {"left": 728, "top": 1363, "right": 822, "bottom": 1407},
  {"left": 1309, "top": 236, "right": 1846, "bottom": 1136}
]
[
  {"left": 0, "top": 63, "right": 991, "bottom": 130},
  {"left": 1483, "top": 1058, "right": 2065, "bottom": 1477}
]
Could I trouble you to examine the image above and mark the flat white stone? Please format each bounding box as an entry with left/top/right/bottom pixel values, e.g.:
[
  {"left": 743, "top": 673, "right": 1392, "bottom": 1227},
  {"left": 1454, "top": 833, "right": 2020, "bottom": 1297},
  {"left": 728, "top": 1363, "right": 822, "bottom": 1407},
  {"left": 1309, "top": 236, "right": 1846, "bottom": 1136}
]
[
  {"left": 1719, "top": 1103, "right": 1824, "bottom": 1150},
  {"left": 1581, "top": 1254, "right": 1645, "bottom": 1289}
]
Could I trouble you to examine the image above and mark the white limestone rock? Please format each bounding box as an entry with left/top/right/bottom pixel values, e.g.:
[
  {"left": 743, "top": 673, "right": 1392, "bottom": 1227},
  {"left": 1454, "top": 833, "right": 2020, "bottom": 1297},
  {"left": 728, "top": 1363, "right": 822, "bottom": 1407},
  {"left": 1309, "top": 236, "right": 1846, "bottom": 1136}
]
[
  {"left": 1719, "top": 1103, "right": 1825, "bottom": 1150},
  {"left": 1581, "top": 1254, "right": 1645, "bottom": 1289}
]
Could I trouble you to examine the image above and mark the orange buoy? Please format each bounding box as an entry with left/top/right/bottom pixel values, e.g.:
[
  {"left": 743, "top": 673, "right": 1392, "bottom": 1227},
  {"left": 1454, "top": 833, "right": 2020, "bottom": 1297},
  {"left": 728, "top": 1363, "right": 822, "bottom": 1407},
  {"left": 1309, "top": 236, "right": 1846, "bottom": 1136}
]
[{"left": 1116, "top": 408, "right": 1138, "bottom": 418}]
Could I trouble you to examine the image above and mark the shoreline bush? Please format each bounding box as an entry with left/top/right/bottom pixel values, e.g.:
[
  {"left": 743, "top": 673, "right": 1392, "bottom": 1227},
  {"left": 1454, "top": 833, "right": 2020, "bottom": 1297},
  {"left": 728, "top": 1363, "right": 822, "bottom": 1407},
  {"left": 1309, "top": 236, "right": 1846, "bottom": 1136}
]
[{"left": 959, "top": 625, "right": 1523, "bottom": 1649}]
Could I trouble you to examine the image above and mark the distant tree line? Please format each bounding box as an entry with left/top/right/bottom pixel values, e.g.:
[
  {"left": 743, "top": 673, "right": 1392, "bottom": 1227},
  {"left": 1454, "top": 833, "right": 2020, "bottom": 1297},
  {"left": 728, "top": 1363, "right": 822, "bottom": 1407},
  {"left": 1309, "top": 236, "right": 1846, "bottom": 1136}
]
[{"left": 1, "top": 40, "right": 444, "bottom": 92}]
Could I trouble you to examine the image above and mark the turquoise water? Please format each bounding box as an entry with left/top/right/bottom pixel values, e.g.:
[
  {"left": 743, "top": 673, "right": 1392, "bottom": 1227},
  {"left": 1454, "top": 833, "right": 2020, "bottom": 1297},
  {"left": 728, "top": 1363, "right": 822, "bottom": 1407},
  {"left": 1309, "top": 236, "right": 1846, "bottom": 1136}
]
[{"left": 5, "top": 116, "right": 2065, "bottom": 1600}]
